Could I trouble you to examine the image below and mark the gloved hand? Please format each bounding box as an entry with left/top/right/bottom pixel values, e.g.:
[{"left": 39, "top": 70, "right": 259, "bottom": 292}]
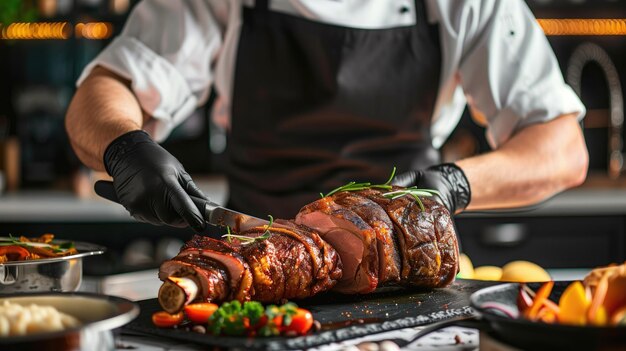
[
  {"left": 392, "top": 163, "right": 471, "bottom": 214},
  {"left": 103, "top": 130, "right": 207, "bottom": 231}
]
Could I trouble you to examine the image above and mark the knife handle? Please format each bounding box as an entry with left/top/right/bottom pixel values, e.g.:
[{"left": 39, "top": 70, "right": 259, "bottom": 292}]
[{"left": 94, "top": 180, "right": 208, "bottom": 214}]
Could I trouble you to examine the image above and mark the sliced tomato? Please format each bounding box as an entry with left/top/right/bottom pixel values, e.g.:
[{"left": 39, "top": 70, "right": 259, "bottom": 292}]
[
  {"left": 184, "top": 303, "right": 219, "bottom": 324},
  {"left": 152, "top": 311, "right": 184, "bottom": 328},
  {"left": 0, "top": 245, "right": 30, "bottom": 260},
  {"left": 282, "top": 308, "right": 313, "bottom": 335}
]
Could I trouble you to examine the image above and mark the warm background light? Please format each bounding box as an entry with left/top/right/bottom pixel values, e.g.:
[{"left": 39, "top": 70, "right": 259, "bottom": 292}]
[
  {"left": 0, "top": 22, "right": 113, "bottom": 40},
  {"left": 0, "top": 22, "right": 70, "bottom": 40},
  {"left": 538, "top": 18, "right": 626, "bottom": 36},
  {"left": 75, "top": 22, "right": 113, "bottom": 40},
  {"left": 2, "top": 19, "right": 626, "bottom": 40}
]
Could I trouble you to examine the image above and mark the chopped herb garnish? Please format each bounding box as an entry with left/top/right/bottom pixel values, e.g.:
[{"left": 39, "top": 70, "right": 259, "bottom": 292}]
[{"left": 206, "top": 300, "right": 304, "bottom": 337}]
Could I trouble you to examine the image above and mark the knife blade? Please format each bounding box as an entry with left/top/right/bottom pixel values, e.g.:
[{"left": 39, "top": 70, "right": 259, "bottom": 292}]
[{"left": 94, "top": 180, "right": 269, "bottom": 232}]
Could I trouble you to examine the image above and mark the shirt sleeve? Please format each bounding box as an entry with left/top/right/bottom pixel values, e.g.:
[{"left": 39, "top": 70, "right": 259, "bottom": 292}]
[
  {"left": 76, "top": 0, "right": 223, "bottom": 142},
  {"left": 455, "top": 0, "right": 585, "bottom": 148}
]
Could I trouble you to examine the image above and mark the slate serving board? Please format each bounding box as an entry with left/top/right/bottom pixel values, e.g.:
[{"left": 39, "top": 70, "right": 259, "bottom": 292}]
[{"left": 123, "top": 279, "right": 496, "bottom": 350}]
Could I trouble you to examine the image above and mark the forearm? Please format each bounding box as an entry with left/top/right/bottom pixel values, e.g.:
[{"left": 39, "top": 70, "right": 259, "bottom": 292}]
[
  {"left": 457, "top": 113, "right": 588, "bottom": 210},
  {"left": 65, "top": 66, "right": 145, "bottom": 172}
]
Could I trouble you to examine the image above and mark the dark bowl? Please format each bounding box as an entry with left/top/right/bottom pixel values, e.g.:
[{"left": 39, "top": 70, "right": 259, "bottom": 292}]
[{"left": 470, "top": 281, "right": 626, "bottom": 350}]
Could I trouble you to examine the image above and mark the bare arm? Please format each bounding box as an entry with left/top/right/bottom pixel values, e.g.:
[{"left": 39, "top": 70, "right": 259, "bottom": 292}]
[
  {"left": 65, "top": 66, "right": 148, "bottom": 171},
  {"left": 457, "top": 113, "right": 588, "bottom": 210}
]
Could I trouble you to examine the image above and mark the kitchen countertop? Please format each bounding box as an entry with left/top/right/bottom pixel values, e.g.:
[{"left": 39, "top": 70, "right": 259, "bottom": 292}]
[
  {"left": 2, "top": 175, "right": 626, "bottom": 221},
  {"left": 116, "top": 326, "right": 481, "bottom": 351}
]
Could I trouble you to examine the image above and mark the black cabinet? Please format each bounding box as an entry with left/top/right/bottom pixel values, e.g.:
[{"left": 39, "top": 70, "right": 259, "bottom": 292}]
[{"left": 456, "top": 215, "right": 626, "bottom": 268}]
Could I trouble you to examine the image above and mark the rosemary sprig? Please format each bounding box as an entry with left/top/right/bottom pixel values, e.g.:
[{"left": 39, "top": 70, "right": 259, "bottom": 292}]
[
  {"left": 222, "top": 215, "right": 274, "bottom": 245},
  {"left": 320, "top": 167, "right": 441, "bottom": 211},
  {"left": 321, "top": 167, "right": 397, "bottom": 198},
  {"left": 382, "top": 187, "right": 440, "bottom": 212}
]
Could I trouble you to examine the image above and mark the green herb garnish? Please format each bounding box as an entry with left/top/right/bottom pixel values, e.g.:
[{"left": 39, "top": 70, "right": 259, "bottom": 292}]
[
  {"left": 320, "top": 167, "right": 440, "bottom": 211},
  {"left": 321, "top": 167, "right": 397, "bottom": 198},
  {"left": 0, "top": 235, "right": 75, "bottom": 252},
  {"left": 382, "top": 187, "right": 440, "bottom": 212},
  {"left": 207, "top": 300, "right": 250, "bottom": 336},
  {"left": 222, "top": 215, "right": 274, "bottom": 245},
  {"left": 258, "top": 302, "right": 298, "bottom": 336},
  {"left": 206, "top": 300, "right": 298, "bottom": 337}
]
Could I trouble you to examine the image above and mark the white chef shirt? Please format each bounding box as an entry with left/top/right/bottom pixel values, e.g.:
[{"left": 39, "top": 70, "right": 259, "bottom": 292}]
[{"left": 77, "top": 0, "right": 585, "bottom": 149}]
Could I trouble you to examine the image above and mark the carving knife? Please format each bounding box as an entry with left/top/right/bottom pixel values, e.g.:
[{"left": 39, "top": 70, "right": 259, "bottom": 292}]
[{"left": 94, "top": 180, "right": 269, "bottom": 232}]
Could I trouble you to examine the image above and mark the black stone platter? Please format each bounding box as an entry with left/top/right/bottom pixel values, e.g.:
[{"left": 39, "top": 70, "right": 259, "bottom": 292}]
[{"left": 122, "top": 279, "right": 495, "bottom": 350}]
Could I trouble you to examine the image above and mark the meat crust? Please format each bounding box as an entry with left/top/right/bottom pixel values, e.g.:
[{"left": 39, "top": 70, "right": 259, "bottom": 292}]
[{"left": 158, "top": 186, "right": 459, "bottom": 307}]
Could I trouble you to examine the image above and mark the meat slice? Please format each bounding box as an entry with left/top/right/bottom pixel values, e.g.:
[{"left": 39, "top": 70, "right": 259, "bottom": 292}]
[
  {"left": 174, "top": 235, "right": 253, "bottom": 302},
  {"left": 158, "top": 257, "right": 228, "bottom": 313},
  {"left": 296, "top": 196, "right": 378, "bottom": 294},
  {"left": 359, "top": 188, "right": 459, "bottom": 287},
  {"left": 271, "top": 220, "right": 343, "bottom": 295},
  {"left": 238, "top": 222, "right": 342, "bottom": 302},
  {"left": 332, "top": 192, "right": 401, "bottom": 284}
]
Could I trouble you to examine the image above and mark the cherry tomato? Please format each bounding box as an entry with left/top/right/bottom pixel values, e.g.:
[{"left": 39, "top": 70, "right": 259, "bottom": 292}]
[
  {"left": 253, "top": 314, "right": 283, "bottom": 331},
  {"left": 184, "top": 303, "right": 219, "bottom": 324},
  {"left": 0, "top": 246, "right": 30, "bottom": 260},
  {"left": 152, "top": 311, "right": 184, "bottom": 328},
  {"left": 282, "top": 308, "right": 313, "bottom": 335}
]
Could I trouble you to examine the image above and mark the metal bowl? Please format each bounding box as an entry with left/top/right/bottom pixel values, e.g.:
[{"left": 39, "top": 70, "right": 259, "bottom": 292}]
[
  {"left": 0, "top": 241, "right": 105, "bottom": 294},
  {"left": 0, "top": 292, "right": 139, "bottom": 351}
]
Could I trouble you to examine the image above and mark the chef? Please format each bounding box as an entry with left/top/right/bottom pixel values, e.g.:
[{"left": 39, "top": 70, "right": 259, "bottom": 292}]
[{"left": 65, "top": 0, "right": 588, "bottom": 232}]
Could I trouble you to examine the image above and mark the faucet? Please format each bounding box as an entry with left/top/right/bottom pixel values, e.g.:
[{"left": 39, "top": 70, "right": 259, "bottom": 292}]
[{"left": 567, "top": 42, "right": 624, "bottom": 179}]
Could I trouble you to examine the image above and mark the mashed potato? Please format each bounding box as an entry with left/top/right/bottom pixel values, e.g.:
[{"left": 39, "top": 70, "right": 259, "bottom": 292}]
[{"left": 0, "top": 300, "right": 81, "bottom": 337}]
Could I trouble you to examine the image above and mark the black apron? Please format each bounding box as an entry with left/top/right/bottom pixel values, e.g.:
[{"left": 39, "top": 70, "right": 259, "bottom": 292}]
[{"left": 227, "top": 0, "right": 442, "bottom": 218}]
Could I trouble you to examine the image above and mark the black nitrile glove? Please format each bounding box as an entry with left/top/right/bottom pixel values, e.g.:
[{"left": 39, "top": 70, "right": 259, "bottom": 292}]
[
  {"left": 393, "top": 163, "right": 471, "bottom": 214},
  {"left": 103, "top": 130, "right": 206, "bottom": 231}
]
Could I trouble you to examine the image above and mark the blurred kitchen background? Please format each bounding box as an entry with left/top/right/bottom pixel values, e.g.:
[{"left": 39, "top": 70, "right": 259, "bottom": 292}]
[{"left": 0, "top": 0, "right": 625, "bottom": 299}]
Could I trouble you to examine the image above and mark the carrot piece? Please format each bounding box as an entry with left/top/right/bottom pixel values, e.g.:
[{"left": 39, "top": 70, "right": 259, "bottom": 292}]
[
  {"left": 588, "top": 272, "right": 609, "bottom": 323},
  {"left": 0, "top": 246, "right": 30, "bottom": 260},
  {"left": 525, "top": 281, "right": 554, "bottom": 321}
]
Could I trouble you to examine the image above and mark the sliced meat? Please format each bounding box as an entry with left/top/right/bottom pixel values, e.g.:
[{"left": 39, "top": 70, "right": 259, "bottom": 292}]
[
  {"left": 159, "top": 254, "right": 229, "bottom": 302},
  {"left": 359, "top": 188, "right": 459, "bottom": 287},
  {"left": 176, "top": 235, "right": 253, "bottom": 302},
  {"left": 270, "top": 220, "right": 342, "bottom": 294},
  {"left": 157, "top": 258, "right": 228, "bottom": 312},
  {"left": 332, "top": 192, "right": 401, "bottom": 284},
  {"left": 296, "top": 197, "right": 378, "bottom": 294},
  {"left": 239, "top": 222, "right": 341, "bottom": 302},
  {"left": 427, "top": 199, "right": 460, "bottom": 286}
]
